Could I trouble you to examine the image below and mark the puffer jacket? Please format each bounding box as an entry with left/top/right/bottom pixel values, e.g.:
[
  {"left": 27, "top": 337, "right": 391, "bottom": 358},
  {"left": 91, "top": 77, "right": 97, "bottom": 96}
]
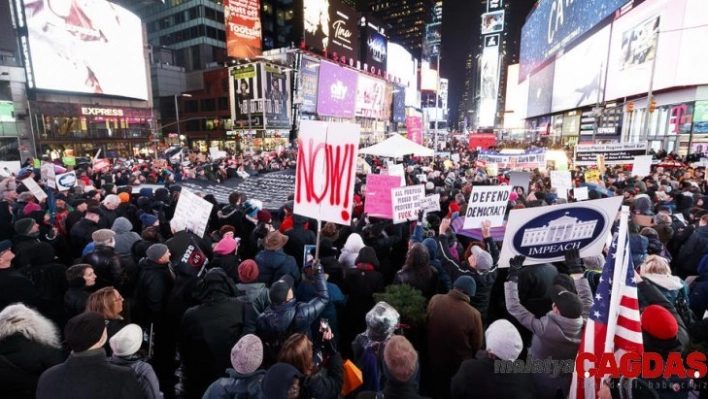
[
  {"left": 82, "top": 245, "right": 124, "bottom": 289},
  {"left": 690, "top": 256, "right": 708, "bottom": 317},
  {"left": 639, "top": 273, "right": 689, "bottom": 309},
  {"left": 254, "top": 249, "right": 300, "bottom": 286},
  {"left": 338, "top": 233, "right": 365, "bottom": 268},
  {"left": 202, "top": 368, "right": 265, "bottom": 399},
  {"left": 109, "top": 355, "right": 161, "bottom": 399},
  {"left": 111, "top": 217, "right": 141, "bottom": 262},
  {"left": 236, "top": 282, "right": 271, "bottom": 335}
]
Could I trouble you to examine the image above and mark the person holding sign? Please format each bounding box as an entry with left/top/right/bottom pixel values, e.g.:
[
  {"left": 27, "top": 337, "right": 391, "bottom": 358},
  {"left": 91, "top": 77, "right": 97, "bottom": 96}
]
[{"left": 437, "top": 218, "right": 499, "bottom": 323}]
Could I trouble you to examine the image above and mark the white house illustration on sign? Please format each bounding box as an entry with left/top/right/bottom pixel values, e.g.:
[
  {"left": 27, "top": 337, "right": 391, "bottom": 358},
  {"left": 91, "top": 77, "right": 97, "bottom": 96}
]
[{"left": 521, "top": 213, "right": 597, "bottom": 247}]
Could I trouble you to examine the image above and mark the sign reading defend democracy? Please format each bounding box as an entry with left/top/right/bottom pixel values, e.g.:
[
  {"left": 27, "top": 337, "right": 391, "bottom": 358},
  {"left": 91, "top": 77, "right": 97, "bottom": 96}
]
[
  {"left": 391, "top": 184, "right": 425, "bottom": 224},
  {"left": 463, "top": 185, "right": 513, "bottom": 229}
]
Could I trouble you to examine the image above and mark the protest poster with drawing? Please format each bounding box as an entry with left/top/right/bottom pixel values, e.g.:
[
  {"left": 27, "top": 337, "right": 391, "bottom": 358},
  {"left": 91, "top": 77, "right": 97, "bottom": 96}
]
[
  {"left": 463, "top": 185, "right": 512, "bottom": 229},
  {"left": 391, "top": 185, "right": 425, "bottom": 224},
  {"left": 55, "top": 171, "right": 77, "bottom": 191}
]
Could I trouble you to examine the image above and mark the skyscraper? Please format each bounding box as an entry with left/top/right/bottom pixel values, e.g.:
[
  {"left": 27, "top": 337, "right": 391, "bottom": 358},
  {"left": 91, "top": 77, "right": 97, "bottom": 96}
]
[{"left": 366, "top": 0, "right": 436, "bottom": 60}]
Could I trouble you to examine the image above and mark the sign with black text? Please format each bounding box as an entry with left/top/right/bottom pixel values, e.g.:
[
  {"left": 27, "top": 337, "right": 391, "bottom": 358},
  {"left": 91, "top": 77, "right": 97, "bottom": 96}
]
[
  {"left": 463, "top": 185, "right": 513, "bottom": 229},
  {"left": 391, "top": 185, "right": 425, "bottom": 224},
  {"left": 574, "top": 143, "right": 648, "bottom": 166}
]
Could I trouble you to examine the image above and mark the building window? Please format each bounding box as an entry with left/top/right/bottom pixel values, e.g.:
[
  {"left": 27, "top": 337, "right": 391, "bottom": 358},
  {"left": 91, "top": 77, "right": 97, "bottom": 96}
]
[
  {"left": 175, "top": 12, "right": 185, "bottom": 24},
  {"left": 201, "top": 98, "right": 216, "bottom": 112},
  {"left": 188, "top": 7, "right": 199, "bottom": 20},
  {"left": 185, "top": 100, "right": 198, "bottom": 113},
  {"left": 218, "top": 97, "right": 229, "bottom": 111}
]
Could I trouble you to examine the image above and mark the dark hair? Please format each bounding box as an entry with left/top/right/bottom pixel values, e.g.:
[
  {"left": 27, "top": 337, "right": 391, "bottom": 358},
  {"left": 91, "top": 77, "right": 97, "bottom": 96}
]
[
  {"left": 403, "top": 243, "right": 432, "bottom": 280},
  {"left": 141, "top": 226, "right": 160, "bottom": 241},
  {"left": 66, "top": 264, "right": 92, "bottom": 281},
  {"left": 228, "top": 192, "right": 241, "bottom": 205},
  {"left": 355, "top": 246, "right": 379, "bottom": 268},
  {"left": 278, "top": 333, "right": 315, "bottom": 376}
]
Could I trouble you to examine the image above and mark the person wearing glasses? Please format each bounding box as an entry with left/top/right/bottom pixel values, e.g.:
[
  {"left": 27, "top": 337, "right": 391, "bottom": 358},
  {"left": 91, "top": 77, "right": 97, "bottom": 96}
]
[{"left": 86, "top": 286, "right": 127, "bottom": 356}]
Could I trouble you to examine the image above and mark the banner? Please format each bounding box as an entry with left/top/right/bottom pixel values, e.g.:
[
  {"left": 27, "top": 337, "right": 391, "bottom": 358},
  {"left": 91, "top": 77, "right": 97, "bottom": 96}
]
[
  {"left": 391, "top": 184, "right": 425, "bottom": 224},
  {"left": 55, "top": 171, "right": 77, "bottom": 191},
  {"left": 171, "top": 189, "right": 214, "bottom": 238},
  {"left": 224, "top": 0, "right": 262, "bottom": 59},
  {"left": 477, "top": 149, "right": 546, "bottom": 169},
  {"left": 295, "top": 120, "right": 361, "bottom": 225},
  {"left": 405, "top": 116, "right": 422, "bottom": 145},
  {"left": 40, "top": 163, "right": 56, "bottom": 189},
  {"left": 463, "top": 185, "right": 512, "bottom": 229},
  {"left": 93, "top": 158, "right": 110, "bottom": 171},
  {"left": 498, "top": 196, "right": 623, "bottom": 267},
  {"left": 22, "top": 177, "right": 47, "bottom": 202},
  {"left": 574, "top": 142, "right": 647, "bottom": 165},
  {"left": 364, "top": 174, "right": 401, "bottom": 219},
  {"left": 231, "top": 64, "right": 264, "bottom": 129},
  {"left": 419, "top": 194, "right": 441, "bottom": 212},
  {"left": 264, "top": 64, "right": 291, "bottom": 129}
]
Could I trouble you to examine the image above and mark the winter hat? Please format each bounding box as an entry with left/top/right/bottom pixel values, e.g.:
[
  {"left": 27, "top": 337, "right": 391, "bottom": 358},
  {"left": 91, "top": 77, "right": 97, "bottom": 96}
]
[
  {"left": 14, "top": 218, "right": 36, "bottom": 235},
  {"left": 471, "top": 246, "right": 494, "bottom": 271},
  {"left": 118, "top": 192, "right": 130, "bottom": 203},
  {"left": 383, "top": 336, "right": 418, "bottom": 383},
  {"left": 0, "top": 240, "right": 11, "bottom": 253},
  {"left": 453, "top": 276, "right": 477, "bottom": 297},
  {"left": 243, "top": 199, "right": 263, "bottom": 218},
  {"left": 256, "top": 210, "right": 272, "bottom": 223},
  {"left": 92, "top": 229, "right": 115, "bottom": 243},
  {"left": 355, "top": 246, "right": 380, "bottom": 268},
  {"left": 54, "top": 193, "right": 68, "bottom": 202},
  {"left": 23, "top": 201, "right": 41, "bottom": 215},
  {"left": 261, "top": 363, "right": 303, "bottom": 399},
  {"left": 109, "top": 324, "right": 143, "bottom": 357},
  {"left": 138, "top": 187, "right": 153, "bottom": 198},
  {"left": 264, "top": 230, "right": 289, "bottom": 250},
  {"left": 146, "top": 243, "right": 169, "bottom": 262},
  {"left": 269, "top": 275, "right": 295, "bottom": 305},
  {"left": 238, "top": 259, "right": 259, "bottom": 283},
  {"left": 214, "top": 236, "right": 238, "bottom": 255},
  {"left": 231, "top": 334, "right": 263, "bottom": 374},
  {"left": 509, "top": 191, "right": 518, "bottom": 202},
  {"left": 549, "top": 285, "right": 583, "bottom": 318},
  {"left": 641, "top": 305, "right": 678, "bottom": 340},
  {"left": 140, "top": 213, "right": 158, "bottom": 229},
  {"left": 425, "top": 182, "right": 434, "bottom": 191},
  {"left": 64, "top": 312, "right": 106, "bottom": 352},
  {"left": 485, "top": 319, "right": 523, "bottom": 361}
]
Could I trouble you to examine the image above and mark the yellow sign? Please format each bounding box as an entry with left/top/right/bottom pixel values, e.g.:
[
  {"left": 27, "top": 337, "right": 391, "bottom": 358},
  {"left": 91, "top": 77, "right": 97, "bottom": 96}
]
[{"left": 585, "top": 170, "right": 600, "bottom": 183}]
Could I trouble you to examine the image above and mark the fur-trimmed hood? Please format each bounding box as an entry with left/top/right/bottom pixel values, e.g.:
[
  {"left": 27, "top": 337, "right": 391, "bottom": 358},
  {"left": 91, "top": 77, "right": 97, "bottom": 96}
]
[{"left": 0, "top": 304, "right": 61, "bottom": 348}]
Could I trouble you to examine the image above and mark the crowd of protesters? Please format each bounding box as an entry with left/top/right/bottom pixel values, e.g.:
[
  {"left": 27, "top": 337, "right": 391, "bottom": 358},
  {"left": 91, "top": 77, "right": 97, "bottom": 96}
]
[{"left": 0, "top": 143, "right": 707, "bottom": 399}]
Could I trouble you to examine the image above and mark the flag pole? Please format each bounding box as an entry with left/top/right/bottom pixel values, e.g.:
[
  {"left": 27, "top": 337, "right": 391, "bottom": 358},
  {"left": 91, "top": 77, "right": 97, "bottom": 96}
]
[
  {"left": 313, "top": 218, "right": 322, "bottom": 265},
  {"left": 604, "top": 205, "right": 631, "bottom": 354}
]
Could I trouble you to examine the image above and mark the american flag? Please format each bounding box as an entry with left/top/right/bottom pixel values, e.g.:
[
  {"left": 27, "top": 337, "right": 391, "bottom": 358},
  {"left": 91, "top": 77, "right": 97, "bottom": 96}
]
[{"left": 571, "top": 232, "right": 644, "bottom": 399}]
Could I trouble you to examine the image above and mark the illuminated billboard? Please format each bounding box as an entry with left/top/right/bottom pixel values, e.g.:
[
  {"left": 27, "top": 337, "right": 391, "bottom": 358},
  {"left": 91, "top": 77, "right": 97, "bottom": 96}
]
[
  {"left": 299, "top": 57, "right": 320, "bottom": 114},
  {"left": 316, "top": 61, "right": 358, "bottom": 118},
  {"left": 519, "top": 0, "right": 628, "bottom": 79},
  {"left": 363, "top": 22, "right": 387, "bottom": 74},
  {"left": 481, "top": 10, "right": 505, "bottom": 35},
  {"left": 479, "top": 34, "right": 501, "bottom": 127},
  {"left": 225, "top": 0, "right": 262, "bottom": 59},
  {"left": 355, "top": 74, "right": 386, "bottom": 119},
  {"left": 526, "top": 61, "right": 555, "bottom": 118},
  {"left": 420, "top": 67, "right": 438, "bottom": 92},
  {"left": 387, "top": 42, "right": 418, "bottom": 107},
  {"left": 22, "top": 0, "right": 148, "bottom": 100},
  {"left": 303, "top": 0, "right": 358, "bottom": 63}
]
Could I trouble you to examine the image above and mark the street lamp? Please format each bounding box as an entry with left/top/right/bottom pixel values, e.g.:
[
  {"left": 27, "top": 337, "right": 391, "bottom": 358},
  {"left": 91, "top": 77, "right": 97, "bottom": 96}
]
[{"left": 174, "top": 93, "right": 192, "bottom": 138}]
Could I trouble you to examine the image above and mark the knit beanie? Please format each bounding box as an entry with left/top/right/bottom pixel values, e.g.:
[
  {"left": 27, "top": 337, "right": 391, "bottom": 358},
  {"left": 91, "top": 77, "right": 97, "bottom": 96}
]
[
  {"left": 14, "top": 218, "right": 36, "bottom": 235},
  {"left": 641, "top": 305, "right": 678, "bottom": 340},
  {"left": 383, "top": 336, "right": 418, "bottom": 382},
  {"left": 453, "top": 276, "right": 477, "bottom": 297},
  {"left": 109, "top": 324, "right": 143, "bottom": 357},
  {"left": 214, "top": 237, "right": 238, "bottom": 255},
  {"left": 238, "top": 260, "right": 259, "bottom": 283},
  {"left": 64, "top": 312, "right": 105, "bottom": 352},
  {"left": 118, "top": 192, "right": 130, "bottom": 203},
  {"left": 485, "top": 319, "right": 523, "bottom": 361},
  {"left": 231, "top": 334, "right": 263, "bottom": 374},
  {"left": 146, "top": 243, "right": 169, "bottom": 262},
  {"left": 23, "top": 201, "right": 41, "bottom": 215},
  {"left": 140, "top": 213, "right": 158, "bottom": 229}
]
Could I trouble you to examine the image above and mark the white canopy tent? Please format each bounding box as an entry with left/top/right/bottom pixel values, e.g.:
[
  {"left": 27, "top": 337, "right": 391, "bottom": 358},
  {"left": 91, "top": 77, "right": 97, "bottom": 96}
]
[{"left": 359, "top": 134, "right": 435, "bottom": 158}]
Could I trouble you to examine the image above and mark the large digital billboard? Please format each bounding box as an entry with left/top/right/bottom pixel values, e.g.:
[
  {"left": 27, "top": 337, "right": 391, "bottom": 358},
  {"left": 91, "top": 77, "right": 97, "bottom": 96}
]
[
  {"left": 392, "top": 84, "right": 405, "bottom": 123},
  {"left": 299, "top": 57, "right": 320, "bottom": 114},
  {"left": 225, "top": 0, "right": 262, "bottom": 59},
  {"left": 22, "top": 0, "right": 148, "bottom": 100},
  {"left": 356, "top": 74, "right": 386, "bottom": 119},
  {"left": 303, "top": 0, "right": 358, "bottom": 63},
  {"left": 552, "top": 25, "right": 611, "bottom": 113},
  {"left": 675, "top": 0, "right": 708, "bottom": 87},
  {"left": 479, "top": 35, "right": 501, "bottom": 127},
  {"left": 387, "top": 43, "right": 417, "bottom": 107},
  {"left": 263, "top": 64, "right": 291, "bottom": 129},
  {"left": 363, "top": 22, "right": 387, "bottom": 75},
  {"left": 316, "top": 61, "right": 357, "bottom": 118},
  {"left": 481, "top": 10, "right": 505, "bottom": 35},
  {"left": 519, "top": 0, "right": 628, "bottom": 79},
  {"left": 526, "top": 61, "right": 555, "bottom": 118}
]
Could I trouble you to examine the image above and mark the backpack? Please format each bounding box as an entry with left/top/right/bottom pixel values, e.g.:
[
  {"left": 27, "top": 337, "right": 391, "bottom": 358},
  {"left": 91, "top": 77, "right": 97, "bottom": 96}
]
[
  {"left": 357, "top": 341, "right": 385, "bottom": 393},
  {"left": 261, "top": 316, "right": 296, "bottom": 369},
  {"left": 675, "top": 288, "right": 697, "bottom": 327}
]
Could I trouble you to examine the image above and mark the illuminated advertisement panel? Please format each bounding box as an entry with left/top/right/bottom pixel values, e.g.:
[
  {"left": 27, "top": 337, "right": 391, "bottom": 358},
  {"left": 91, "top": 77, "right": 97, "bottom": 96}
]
[
  {"left": 526, "top": 61, "right": 555, "bottom": 118},
  {"left": 225, "top": 0, "right": 262, "bottom": 59},
  {"left": 363, "top": 22, "right": 387, "bottom": 74},
  {"left": 481, "top": 10, "right": 505, "bottom": 35},
  {"left": 479, "top": 34, "right": 500, "bottom": 127},
  {"left": 22, "top": 0, "right": 148, "bottom": 100},
  {"left": 316, "top": 61, "right": 357, "bottom": 118},
  {"left": 387, "top": 42, "right": 418, "bottom": 106},
  {"left": 355, "top": 74, "right": 386, "bottom": 119},
  {"left": 299, "top": 57, "right": 320, "bottom": 114},
  {"left": 303, "top": 0, "right": 358, "bottom": 62},
  {"left": 420, "top": 67, "right": 438, "bottom": 92}
]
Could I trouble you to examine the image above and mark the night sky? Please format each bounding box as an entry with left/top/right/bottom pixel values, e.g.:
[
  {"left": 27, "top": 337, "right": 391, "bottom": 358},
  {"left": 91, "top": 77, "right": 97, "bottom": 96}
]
[{"left": 442, "top": 0, "right": 538, "bottom": 128}]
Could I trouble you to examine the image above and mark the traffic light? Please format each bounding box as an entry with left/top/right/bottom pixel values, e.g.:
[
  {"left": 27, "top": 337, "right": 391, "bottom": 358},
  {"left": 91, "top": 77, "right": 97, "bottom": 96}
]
[
  {"left": 649, "top": 98, "right": 657, "bottom": 113},
  {"left": 626, "top": 102, "right": 634, "bottom": 113}
]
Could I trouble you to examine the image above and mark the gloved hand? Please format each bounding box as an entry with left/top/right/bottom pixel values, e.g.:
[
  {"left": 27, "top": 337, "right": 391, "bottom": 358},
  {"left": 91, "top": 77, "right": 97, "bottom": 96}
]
[
  {"left": 417, "top": 209, "right": 425, "bottom": 223},
  {"left": 507, "top": 255, "right": 525, "bottom": 282},
  {"left": 564, "top": 249, "right": 584, "bottom": 275}
]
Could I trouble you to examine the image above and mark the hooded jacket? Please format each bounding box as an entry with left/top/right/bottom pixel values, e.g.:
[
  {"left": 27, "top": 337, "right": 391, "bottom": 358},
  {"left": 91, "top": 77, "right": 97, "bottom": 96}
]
[
  {"left": 254, "top": 248, "right": 300, "bottom": 286},
  {"left": 673, "top": 225, "right": 708, "bottom": 277},
  {"left": 20, "top": 243, "right": 68, "bottom": 327},
  {"left": 109, "top": 355, "right": 162, "bottom": 399},
  {"left": 639, "top": 273, "right": 689, "bottom": 309},
  {"left": 236, "top": 282, "right": 271, "bottom": 335},
  {"left": 134, "top": 258, "right": 175, "bottom": 326},
  {"left": 111, "top": 217, "right": 141, "bottom": 261},
  {"left": 82, "top": 245, "right": 124, "bottom": 289},
  {"left": 202, "top": 368, "right": 265, "bottom": 399},
  {"left": 283, "top": 215, "right": 316, "bottom": 267},
  {"left": 690, "top": 255, "right": 708, "bottom": 317},
  {"left": 0, "top": 304, "right": 64, "bottom": 399},
  {"left": 339, "top": 233, "right": 365, "bottom": 268}
]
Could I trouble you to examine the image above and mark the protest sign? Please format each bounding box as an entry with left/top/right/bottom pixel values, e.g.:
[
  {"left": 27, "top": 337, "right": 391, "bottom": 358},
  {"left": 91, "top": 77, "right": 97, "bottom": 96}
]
[
  {"left": 209, "top": 147, "right": 227, "bottom": 160},
  {"left": 93, "top": 158, "right": 110, "bottom": 171},
  {"left": 294, "top": 120, "right": 361, "bottom": 225},
  {"left": 391, "top": 184, "right": 425, "bottom": 224},
  {"left": 419, "top": 194, "right": 441, "bottom": 212},
  {"left": 574, "top": 186, "right": 589, "bottom": 201},
  {"left": 550, "top": 170, "right": 572, "bottom": 199},
  {"left": 451, "top": 154, "right": 460, "bottom": 163},
  {"left": 22, "top": 177, "right": 47, "bottom": 202},
  {"left": 171, "top": 188, "right": 214, "bottom": 238},
  {"left": 0, "top": 161, "right": 21, "bottom": 176},
  {"left": 584, "top": 170, "right": 600, "bottom": 183},
  {"left": 509, "top": 171, "right": 531, "bottom": 192},
  {"left": 62, "top": 156, "right": 75, "bottom": 166},
  {"left": 41, "top": 163, "right": 56, "bottom": 189},
  {"left": 485, "top": 163, "right": 498, "bottom": 177},
  {"left": 416, "top": 174, "right": 427, "bottom": 182},
  {"left": 386, "top": 163, "right": 406, "bottom": 186},
  {"left": 55, "top": 171, "right": 77, "bottom": 191},
  {"left": 463, "top": 185, "right": 513, "bottom": 229},
  {"left": 632, "top": 155, "right": 653, "bottom": 177},
  {"left": 364, "top": 174, "right": 401, "bottom": 219},
  {"left": 498, "top": 196, "right": 623, "bottom": 267},
  {"left": 574, "top": 143, "right": 647, "bottom": 166}
]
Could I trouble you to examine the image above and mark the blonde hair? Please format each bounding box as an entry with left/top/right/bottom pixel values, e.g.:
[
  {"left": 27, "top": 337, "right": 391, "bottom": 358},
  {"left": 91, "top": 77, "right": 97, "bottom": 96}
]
[{"left": 640, "top": 255, "right": 671, "bottom": 275}]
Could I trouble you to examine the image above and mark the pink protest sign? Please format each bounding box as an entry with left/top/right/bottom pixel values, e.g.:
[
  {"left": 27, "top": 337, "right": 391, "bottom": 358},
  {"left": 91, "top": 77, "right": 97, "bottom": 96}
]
[
  {"left": 364, "top": 174, "right": 401, "bottom": 219},
  {"left": 405, "top": 116, "right": 422, "bottom": 145}
]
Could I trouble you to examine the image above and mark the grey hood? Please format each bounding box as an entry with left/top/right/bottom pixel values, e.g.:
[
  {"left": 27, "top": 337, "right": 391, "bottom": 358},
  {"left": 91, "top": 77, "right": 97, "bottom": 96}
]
[{"left": 112, "top": 217, "right": 134, "bottom": 233}]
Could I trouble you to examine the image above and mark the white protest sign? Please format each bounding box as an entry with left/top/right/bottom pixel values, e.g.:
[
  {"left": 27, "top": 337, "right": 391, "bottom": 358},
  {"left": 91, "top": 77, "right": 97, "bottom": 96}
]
[
  {"left": 485, "top": 163, "right": 498, "bottom": 177},
  {"left": 55, "top": 171, "right": 77, "bottom": 191},
  {"left": 294, "top": 121, "right": 361, "bottom": 225},
  {"left": 574, "top": 186, "right": 589, "bottom": 201},
  {"left": 21, "top": 177, "right": 47, "bottom": 202},
  {"left": 509, "top": 171, "right": 531, "bottom": 191},
  {"left": 41, "top": 163, "right": 56, "bottom": 189},
  {"left": 171, "top": 188, "right": 214, "bottom": 238},
  {"left": 498, "top": 196, "right": 623, "bottom": 267},
  {"left": 463, "top": 185, "right": 513, "bottom": 229},
  {"left": 632, "top": 155, "right": 653, "bottom": 178},
  {"left": 451, "top": 153, "right": 460, "bottom": 163},
  {"left": 0, "top": 161, "right": 21, "bottom": 176},
  {"left": 416, "top": 174, "right": 427, "bottom": 182},
  {"left": 418, "top": 194, "right": 441, "bottom": 212},
  {"left": 387, "top": 164, "right": 406, "bottom": 186},
  {"left": 550, "top": 170, "right": 572, "bottom": 191},
  {"left": 391, "top": 184, "right": 425, "bottom": 224},
  {"left": 209, "top": 147, "right": 227, "bottom": 160}
]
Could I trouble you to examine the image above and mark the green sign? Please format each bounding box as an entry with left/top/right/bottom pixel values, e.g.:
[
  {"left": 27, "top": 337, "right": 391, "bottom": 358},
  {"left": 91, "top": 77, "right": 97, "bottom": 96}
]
[
  {"left": 231, "top": 65, "right": 256, "bottom": 80},
  {"left": 33, "top": 158, "right": 40, "bottom": 168},
  {"left": 62, "top": 156, "right": 76, "bottom": 166}
]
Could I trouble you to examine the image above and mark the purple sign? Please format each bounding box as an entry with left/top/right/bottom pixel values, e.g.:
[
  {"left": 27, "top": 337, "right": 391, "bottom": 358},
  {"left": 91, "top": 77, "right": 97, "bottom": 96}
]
[{"left": 317, "top": 61, "right": 357, "bottom": 118}]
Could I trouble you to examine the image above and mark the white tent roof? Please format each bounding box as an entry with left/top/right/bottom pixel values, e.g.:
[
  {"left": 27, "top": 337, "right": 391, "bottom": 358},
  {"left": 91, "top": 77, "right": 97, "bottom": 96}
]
[{"left": 359, "top": 134, "right": 435, "bottom": 158}]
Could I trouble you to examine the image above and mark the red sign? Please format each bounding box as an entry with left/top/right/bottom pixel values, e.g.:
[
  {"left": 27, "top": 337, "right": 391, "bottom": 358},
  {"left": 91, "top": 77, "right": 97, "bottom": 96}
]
[
  {"left": 468, "top": 133, "right": 497, "bottom": 150},
  {"left": 93, "top": 159, "right": 110, "bottom": 170},
  {"left": 225, "top": 0, "right": 262, "bottom": 59}
]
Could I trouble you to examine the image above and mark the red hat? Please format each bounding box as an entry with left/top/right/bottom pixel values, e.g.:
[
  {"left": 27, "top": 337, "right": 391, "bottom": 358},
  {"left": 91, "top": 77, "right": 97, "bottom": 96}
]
[
  {"left": 79, "top": 176, "right": 91, "bottom": 186},
  {"left": 447, "top": 202, "right": 461, "bottom": 218},
  {"left": 257, "top": 210, "right": 272, "bottom": 223},
  {"left": 238, "top": 260, "right": 259, "bottom": 283},
  {"left": 641, "top": 305, "right": 678, "bottom": 340},
  {"left": 353, "top": 195, "right": 362, "bottom": 205}
]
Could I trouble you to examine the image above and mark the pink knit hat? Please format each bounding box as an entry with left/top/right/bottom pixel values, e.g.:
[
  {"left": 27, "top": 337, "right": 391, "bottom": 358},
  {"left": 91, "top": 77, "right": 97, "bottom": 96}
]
[
  {"left": 214, "top": 237, "right": 239, "bottom": 255},
  {"left": 23, "top": 202, "right": 41, "bottom": 215}
]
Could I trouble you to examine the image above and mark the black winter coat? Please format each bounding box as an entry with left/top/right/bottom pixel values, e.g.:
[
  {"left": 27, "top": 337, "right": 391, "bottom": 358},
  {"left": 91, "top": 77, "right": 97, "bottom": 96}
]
[
  {"left": 63, "top": 278, "right": 92, "bottom": 319},
  {"left": 82, "top": 245, "right": 124, "bottom": 289},
  {"left": 133, "top": 258, "right": 175, "bottom": 326},
  {"left": 0, "top": 268, "right": 38, "bottom": 311},
  {"left": 69, "top": 218, "right": 99, "bottom": 257},
  {"left": 392, "top": 266, "right": 439, "bottom": 300},
  {"left": 450, "top": 351, "right": 536, "bottom": 399},
  {"left": 341, "top": 267, "right": 385, "bottom": 337},
  {"left": 673, "top": 225, "right": 708, "bottom": 278},
  {"left": 302, "top": 352, "right": 345, "bottom": 399},
  {"left": 20, "top": 259, "right": 67, "bottom": 327},
  {"left": 0, "top": 333, "right": 64, "bottom": 399},
  {"left": 283, "top": 218, "right": 316, "bottom": 267}
]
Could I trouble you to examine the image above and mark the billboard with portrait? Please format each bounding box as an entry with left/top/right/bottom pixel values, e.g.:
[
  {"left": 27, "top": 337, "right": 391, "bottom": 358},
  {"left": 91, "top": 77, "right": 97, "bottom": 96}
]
[
  {"left": 303, "top": 0, "right": 358, "bottom": 63},
  {"left": 316, "top": 61, "right": 357, "bottom": 118},
  {"left": 526, "top": 61, "right": 555, "bottom": 119},
  {"left": 230, "top": 64, "right": 264, "bottom": 129},
  {"left": 479, "top": 35, "right": 500, "bottom": 127},
  {"left": 224, "top": 0, "right": 262, "bottom": 59},
  {"left": 299, "top": 57, "right": 320, "bottom": 114},
  {"left": 392, "top": 84, "right": 405, "bottom": 123},
  {"left": 22, "top": 0, "right": 148, "bottom": 100},
  {"left": 481, "top": 11, "right": 505, "bottom": 35},
  {"left": 422, "top": 22, "right": 441, "bottom": 61},
  {"left": 552, "top": 25, "right": 611, "bottom": 113},
  {"left": 264, "top": 65, "right": 291, "bottom": 129},
  {"left": 364, "top": 22, "right": 387, "bottom": 74},
  {"left": 356, "top": 75, "right": 386, "bottom": 119},
  {"left": 519, "top": 0, "right": 628, "bottom": 79},
  {"left": 387, "top": 42, "right": 417, "bottom": 107}
]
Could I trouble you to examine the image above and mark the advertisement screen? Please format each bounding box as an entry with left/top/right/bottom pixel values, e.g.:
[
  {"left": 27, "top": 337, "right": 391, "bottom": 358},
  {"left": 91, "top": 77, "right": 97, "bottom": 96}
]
[
  {"left": 387, "top": 43, "right": 417, "bottom": 107},
  {"left": 364, "top": 23, "right": 387, "bottom": 74},
  {"left": 356, "top": 75, "right": 386, "bottom": 119},
  {"left": 299, "top": 57, "right": 320, "bottom": 113},
  {"left": 519, "top": 0, "right": 628, "bottom": 79},
  {"left": 316, "top": 61, "right": 357, "bottom": 118},
  {"left": 552, "top": 25, "right": 611, "bottom": 113},
  {"left": 303, "top": 0, "right": 358, "bottom": 62},
  {"left": 23, "top": 0, "right": 148, "bottom": 100},
  {"left": 225, "top": 0, "right": 262, "bottom": 59},
  {"left": 392, "top": 84, "right": 405, "bottom": 123},
  {"left": 488, "top": 0, "right": 504, "bottom": 12},
  {"left": 479, "top": 35, "right": 500, "bottom": 127},
  {"left": 420, "top": 67, "right": 438, "bottom": 92},
  {"left": 422, "top": 22, "right": 441, "bottom": 61},
  {"left": 481, "top": 11, "right": 505, "bottom": 35},
  {"left": 264, "top": 65, "right": 291, "bottom": 129},
  {"left": 231, "top": 64, "right": 264, "bottom": 129},
  {"left": 694, "top": 101, "right": 708, "bottom": 134},
  {"left": 526, "top": 61, "right": 555, "bottom": 118}
]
